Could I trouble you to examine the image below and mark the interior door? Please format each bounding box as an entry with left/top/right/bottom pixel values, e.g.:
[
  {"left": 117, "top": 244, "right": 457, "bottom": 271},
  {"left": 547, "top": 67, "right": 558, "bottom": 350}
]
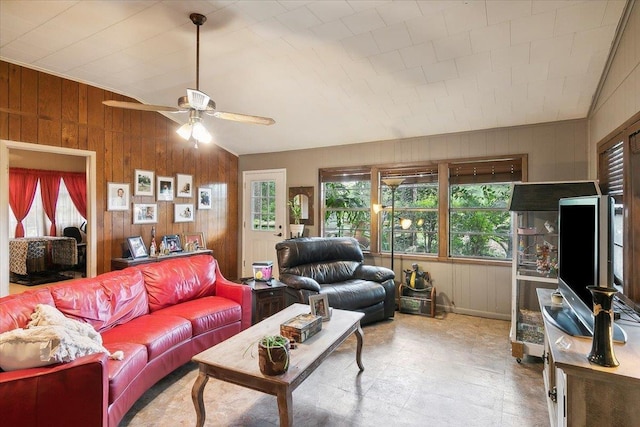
[{"left": 241, "top": 169, "right": 286, "bottom": 279}]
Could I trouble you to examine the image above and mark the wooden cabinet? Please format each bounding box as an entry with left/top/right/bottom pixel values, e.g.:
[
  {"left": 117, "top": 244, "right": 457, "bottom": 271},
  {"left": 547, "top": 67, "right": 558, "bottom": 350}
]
[
  {"left": 111, "top": 249, "right": 213, "bottom": 270},
  {"left": 538, "top": 289, "right": 640, "bottom": 426},
  {"left": 245, "top": 280, "right": 286, "bottom": 324}
]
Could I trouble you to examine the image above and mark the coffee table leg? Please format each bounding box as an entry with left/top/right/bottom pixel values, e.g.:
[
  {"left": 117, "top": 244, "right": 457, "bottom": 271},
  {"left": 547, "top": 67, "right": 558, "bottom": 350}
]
[
  {"left": 276, "top": 387, "right": 293, "bottom": 427},
  {"left": 355, "top": 323, "right": 364, "bottom": 371},
  {"left": 192, "top": 369, "right": 209, "bottom": 427}
]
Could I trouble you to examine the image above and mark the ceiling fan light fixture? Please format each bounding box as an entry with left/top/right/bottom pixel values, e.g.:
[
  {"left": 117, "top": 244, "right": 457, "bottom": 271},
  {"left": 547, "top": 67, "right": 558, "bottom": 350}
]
[
  {"left": 176, "top": 122, "right": 193, "bottom": 140},
  {"left": 192, "top": 121, "right": 212, "bottom": 144},
  {"left": 187, "top": 88, "right": 210, "bottom": 110}
]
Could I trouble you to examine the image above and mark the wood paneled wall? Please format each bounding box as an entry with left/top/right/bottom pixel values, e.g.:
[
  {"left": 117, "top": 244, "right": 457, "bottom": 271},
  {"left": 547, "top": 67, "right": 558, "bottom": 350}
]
[{"left": 0, "top": 61, "right": 239, "bottom": 279}]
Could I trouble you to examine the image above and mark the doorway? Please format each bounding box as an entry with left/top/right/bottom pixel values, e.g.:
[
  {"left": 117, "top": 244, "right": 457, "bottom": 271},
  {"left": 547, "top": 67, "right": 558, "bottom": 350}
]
[
  {"left": 0, "top": 140, "right": 97, "bottom": 297},
  {"left": 241, "top": 169, "right": 286, "bottom": 279}
]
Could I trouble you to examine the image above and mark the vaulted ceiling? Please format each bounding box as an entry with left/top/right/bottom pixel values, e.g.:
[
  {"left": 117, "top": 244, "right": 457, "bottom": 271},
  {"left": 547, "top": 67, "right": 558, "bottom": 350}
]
[{"left": 0, "top": 0, "right": 627, "bottom": 155}]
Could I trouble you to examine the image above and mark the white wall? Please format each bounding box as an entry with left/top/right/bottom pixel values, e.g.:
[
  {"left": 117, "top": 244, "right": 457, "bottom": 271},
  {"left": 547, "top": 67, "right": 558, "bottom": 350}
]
[{"left": 239, "top": 119, "right": 589, "bottom": 319}]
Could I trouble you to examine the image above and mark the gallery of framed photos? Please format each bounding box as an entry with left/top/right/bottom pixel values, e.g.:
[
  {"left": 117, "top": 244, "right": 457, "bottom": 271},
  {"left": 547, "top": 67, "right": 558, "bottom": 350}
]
[{"left": 107, "top": 170, "right": 212, "bottom": 225}]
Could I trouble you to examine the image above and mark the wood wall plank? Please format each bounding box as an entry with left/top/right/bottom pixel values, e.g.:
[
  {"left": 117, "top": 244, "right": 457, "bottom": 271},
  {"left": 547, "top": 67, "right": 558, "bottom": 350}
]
[{"left": 0, "top": 60, "right": 241, "bottom": 279}]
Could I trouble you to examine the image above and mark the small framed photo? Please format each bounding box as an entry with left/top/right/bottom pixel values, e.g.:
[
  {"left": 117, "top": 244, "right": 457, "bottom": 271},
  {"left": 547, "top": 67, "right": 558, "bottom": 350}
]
[
  {"left": 134, "top": 169, "right": 154, "bottom": 196},
  {"left": 198, "top": 187, "right": 212, "bottom": 210},
  {"left": 127, "top": 236, "right": 148, "bottom": 259},
  {"left": 162, "top": 234, "right": 182, "bottom": 253},
  {"left": 157, "top": 176, "right": 174, "bottom": 201},
  {"left": 133, "top": 203, "right": 157, "bottom": 224},
  {"left": 107, "top": 182, "right": 129, "bottom": 211},
  {"left": 176, "top": 174, "right": 193, "bottom": 198},
  {"left": 309, "top": 294, "right": 331, "bottom": 321},
  {"left": 183, "top": 231, "right": 206, "bottom": 250},
  {"left": 174, "top": 203, "right": 194, "bottom": 223}
]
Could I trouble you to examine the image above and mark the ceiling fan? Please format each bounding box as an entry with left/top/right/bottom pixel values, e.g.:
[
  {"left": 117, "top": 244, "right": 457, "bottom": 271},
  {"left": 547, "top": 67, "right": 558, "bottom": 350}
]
[{"left": 103, "top": 13, "right": 275, "bottom": 148}]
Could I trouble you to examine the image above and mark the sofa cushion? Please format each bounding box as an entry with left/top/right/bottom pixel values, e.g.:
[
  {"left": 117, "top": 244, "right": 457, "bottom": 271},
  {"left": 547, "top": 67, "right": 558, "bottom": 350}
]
[
  {"left": 101, "top": 314, "right": 191, "bottom": 360},
  {"left": 104, "top": 342, "right": 147, "bottom": 404},
  {"left": 50, "top": 269, "right": 149, "bottom": 332},
  {"left": 320, "top": 280, "right": 387, "bottom": 311},
  {"left": 151, "top": 296, "right": 241, "bottom": 336},
  {"left": 139, "top": 255, "right": 217, "bottom": 312},
  {"left": 0, "top": 288, "right": 54, "bottom": 333}
]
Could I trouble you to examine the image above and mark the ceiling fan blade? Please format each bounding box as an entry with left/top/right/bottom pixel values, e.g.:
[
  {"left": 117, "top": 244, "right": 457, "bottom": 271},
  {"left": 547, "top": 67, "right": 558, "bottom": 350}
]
[
  {"left": 212, "top": 111, "right": 275, "bottom": 126},
  {"left": 103, "top": 100, "right": 180, "bottom": 112}
]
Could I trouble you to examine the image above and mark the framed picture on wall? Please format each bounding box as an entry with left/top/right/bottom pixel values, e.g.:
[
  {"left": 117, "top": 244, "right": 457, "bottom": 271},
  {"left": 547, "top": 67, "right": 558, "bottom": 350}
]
[
  {"left": 107, "top": 182, "right": 129, "bottom": 211},
  {"left": 157, "top": 176, "right": 174, "bottom": 201},
  {"left": 176, "top": 174, "right": 193, "bottom": 198},
  {"left": 174, "top": 203, "right": 194, "bottom": 223},
  {"left": 198, "top": 187, "right": 212, "bottom": 210},
  {"left": 134, "top": 169, "right": 154, "bottom": 196},
  {"left": 133, "top": 203, "right": 157, "bottom": 224}
]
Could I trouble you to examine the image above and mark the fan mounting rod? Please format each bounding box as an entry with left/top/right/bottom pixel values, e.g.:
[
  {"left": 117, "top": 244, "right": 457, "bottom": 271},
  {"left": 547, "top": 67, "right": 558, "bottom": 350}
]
[{"left": 190, "top": 13, "right": 206, "bottom": 90}]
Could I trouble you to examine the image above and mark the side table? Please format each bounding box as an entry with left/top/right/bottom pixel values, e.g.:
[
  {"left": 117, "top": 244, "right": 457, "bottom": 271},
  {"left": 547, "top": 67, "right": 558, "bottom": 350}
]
[{"left": 243, "top": 279, "right": 287, "bottom": 324}]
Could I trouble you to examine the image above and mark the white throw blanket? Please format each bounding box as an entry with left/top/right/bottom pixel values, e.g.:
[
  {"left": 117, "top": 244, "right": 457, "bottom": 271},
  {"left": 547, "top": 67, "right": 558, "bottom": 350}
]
[
  {"left": 27, "top": 304, "right": 124, "bottom": 361},
  {"left": 0, "top": 304, "right": 123, "bottom": 371}
]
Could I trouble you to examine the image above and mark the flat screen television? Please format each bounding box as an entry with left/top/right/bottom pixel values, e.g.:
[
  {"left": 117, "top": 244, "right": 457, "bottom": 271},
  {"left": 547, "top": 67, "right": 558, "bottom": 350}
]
[{"left": 545, "top": 195, "right": 626, "bottom": 342}]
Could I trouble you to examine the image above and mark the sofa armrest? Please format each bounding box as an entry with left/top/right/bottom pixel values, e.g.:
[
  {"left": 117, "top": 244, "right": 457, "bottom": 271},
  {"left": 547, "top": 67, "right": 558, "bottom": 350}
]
[
  {"left": 279, "top": 274, "right": 322, "bottom": 293},
  {"left": 354, "top": 264, "right": 395, "bottom": 282},
  {"left": 214, "top": 263, "right": 253, "bottom": 330},
  {"left": 0, "top": 353, "right": 108, "bottom": 427}
]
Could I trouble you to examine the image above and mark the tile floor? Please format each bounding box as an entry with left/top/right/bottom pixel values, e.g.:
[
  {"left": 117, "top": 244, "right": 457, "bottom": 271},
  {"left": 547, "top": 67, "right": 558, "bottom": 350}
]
[{"left": 120, "top": 312, "right": 549, "bottom": 427}]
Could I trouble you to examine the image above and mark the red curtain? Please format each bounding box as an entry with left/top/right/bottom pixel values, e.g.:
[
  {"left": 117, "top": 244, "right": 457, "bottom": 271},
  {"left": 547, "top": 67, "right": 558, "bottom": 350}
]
[
  {"left": 9, "top": 168, "right": 39, "bottom": 237},
  {"left": 39, "top": 171, "right": 62, "bottom": 236},
  {"left": 62, "top": 172, "right": 87, "bottom": 219}
]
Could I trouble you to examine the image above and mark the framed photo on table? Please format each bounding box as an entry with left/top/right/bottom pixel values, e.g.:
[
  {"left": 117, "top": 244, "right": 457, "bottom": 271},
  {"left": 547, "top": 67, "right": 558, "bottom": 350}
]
[
  {"left": 176, "top": 174, "right": 193, "bottom": 198},
  {"left": 133, "top": 203, "right": 157, "bottom": 224},
  {"left": 198, "top": 187, "right": 212, "bottom": 210},
  {"left": 107, "top": 182, "right": 129, "bottom": 211},
  {"left": 183, "top": 231, "right": 206, "bottom": 250},
  {"left": 162, "top": 234, "right": 182, "bottom": 253},
  {"left": 157, "top": 176, "right": 174, "bottom": 201},
  {"left": 309, "top": 294, "right": 331, "bottom": 321},
  {"left": 174, "top": 203, "right": 194, "bottom": 223},
  {"left": 127, "top": 236, "right": 148, "bottom": 258},
  {"left": 134, "top": 169, "right": 154, "bottom": 196}
]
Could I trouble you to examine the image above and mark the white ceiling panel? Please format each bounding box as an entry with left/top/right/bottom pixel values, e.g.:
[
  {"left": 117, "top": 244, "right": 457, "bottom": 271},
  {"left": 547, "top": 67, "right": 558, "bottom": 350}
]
[{"left": 0, "top": 0, "right": 627, "bottom": 155}]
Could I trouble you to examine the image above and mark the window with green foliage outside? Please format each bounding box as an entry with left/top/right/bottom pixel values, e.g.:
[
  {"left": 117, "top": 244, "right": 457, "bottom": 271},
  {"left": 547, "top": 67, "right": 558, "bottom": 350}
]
[
  {"left": 449, "top": 183, "right": 513, "bottom": 259},
  {"left": 379, "top": 170, "right": 439, "bottom": 255},
  {"left": 251, "top": 180, "right": 276, "bottom": 231},
  {"left": 321, "top": 170, "right": 371, "bottom": 251}
]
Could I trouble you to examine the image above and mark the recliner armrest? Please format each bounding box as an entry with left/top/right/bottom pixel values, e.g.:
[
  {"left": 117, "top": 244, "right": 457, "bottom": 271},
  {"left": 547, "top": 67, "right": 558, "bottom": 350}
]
[
  {"left": 278, "top": 274, "right": 322, "bottom": 292},
  {"left": 354, "top": 264, "right": 395, "bottom": 282}
]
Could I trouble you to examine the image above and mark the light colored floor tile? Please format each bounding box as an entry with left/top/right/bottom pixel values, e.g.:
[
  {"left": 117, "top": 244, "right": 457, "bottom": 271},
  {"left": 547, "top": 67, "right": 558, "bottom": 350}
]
[{"left": 120, "top": 312, "right": 547, "bottom": 426}]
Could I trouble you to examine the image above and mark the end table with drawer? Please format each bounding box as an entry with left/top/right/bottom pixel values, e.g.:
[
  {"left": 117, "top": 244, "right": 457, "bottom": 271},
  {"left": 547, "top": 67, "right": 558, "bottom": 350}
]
[{"left": 243, "top": 279, "right": 287, "bottom": 324}]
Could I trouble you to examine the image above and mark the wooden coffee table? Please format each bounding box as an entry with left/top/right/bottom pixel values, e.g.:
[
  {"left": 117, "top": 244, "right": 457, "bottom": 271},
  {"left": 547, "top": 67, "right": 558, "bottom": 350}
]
[{"left": 191, "top": 303, "right": 365, "bottom": 427}]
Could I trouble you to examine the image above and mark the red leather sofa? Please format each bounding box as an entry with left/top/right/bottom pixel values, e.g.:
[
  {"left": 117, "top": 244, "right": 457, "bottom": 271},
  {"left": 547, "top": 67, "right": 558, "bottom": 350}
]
[{"left": 0, "top": 254, "right": 251, "bottom": 427}]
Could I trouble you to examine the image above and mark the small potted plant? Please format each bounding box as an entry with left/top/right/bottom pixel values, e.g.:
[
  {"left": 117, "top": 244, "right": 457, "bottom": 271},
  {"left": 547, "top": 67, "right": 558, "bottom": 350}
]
[
  {"left": 258, "top": 335, "right": 290, "bottom": 375},
  {"left": 288, "top": 199, "right": 304, "bottom": 238}
]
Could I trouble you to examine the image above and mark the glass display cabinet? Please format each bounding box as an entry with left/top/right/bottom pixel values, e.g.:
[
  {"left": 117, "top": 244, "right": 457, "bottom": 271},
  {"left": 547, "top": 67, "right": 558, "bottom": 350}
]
[{"left": 509, "top": 181, "right": 599, "bottom": 362}]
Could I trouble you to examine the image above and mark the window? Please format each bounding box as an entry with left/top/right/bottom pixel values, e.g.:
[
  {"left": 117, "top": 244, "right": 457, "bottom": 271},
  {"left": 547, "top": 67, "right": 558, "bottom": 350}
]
[
  {"left": 599, "top": 140, "right": 624, "bottom": 286},
  {"left": 251, "top": 180, "right": 276, "bottom": 231},
  {"left": 448, "top": 159, "right": 521, "bottom": 260},
  {"left": 320, "top": 155, "right": 523, "bottom": 261},
  {"left": 9, "top": 179, "right": 84, "bottom": 237},
  {"left": 321, "top": 169, "right": 371, "bottom": 250},
  {"left": 379, "top": 168, "right": 439, "bottom": 255}
]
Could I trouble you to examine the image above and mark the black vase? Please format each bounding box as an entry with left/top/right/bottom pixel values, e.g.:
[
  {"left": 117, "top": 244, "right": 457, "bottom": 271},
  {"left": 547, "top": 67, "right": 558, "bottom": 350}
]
[{"left": 587, "top": 286, "right": 619, "bottom": 367}]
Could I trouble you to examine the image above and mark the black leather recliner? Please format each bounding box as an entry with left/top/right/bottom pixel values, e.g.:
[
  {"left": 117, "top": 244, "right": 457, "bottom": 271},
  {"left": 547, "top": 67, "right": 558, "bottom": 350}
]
[{"left": 275, "top": 237, "right": 395, "bottom": 325}]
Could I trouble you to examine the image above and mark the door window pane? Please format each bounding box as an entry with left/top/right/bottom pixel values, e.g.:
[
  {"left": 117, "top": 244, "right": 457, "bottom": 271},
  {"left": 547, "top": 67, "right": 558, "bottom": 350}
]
[{"left": 251, "top": 180, "right": 276, "bottom": 231}]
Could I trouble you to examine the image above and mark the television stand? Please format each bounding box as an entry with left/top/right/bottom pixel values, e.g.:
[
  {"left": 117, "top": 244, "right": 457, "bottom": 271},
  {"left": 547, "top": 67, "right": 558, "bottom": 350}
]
[{"left": 538, "top": 289, "right": 640, "bottom": 426}]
